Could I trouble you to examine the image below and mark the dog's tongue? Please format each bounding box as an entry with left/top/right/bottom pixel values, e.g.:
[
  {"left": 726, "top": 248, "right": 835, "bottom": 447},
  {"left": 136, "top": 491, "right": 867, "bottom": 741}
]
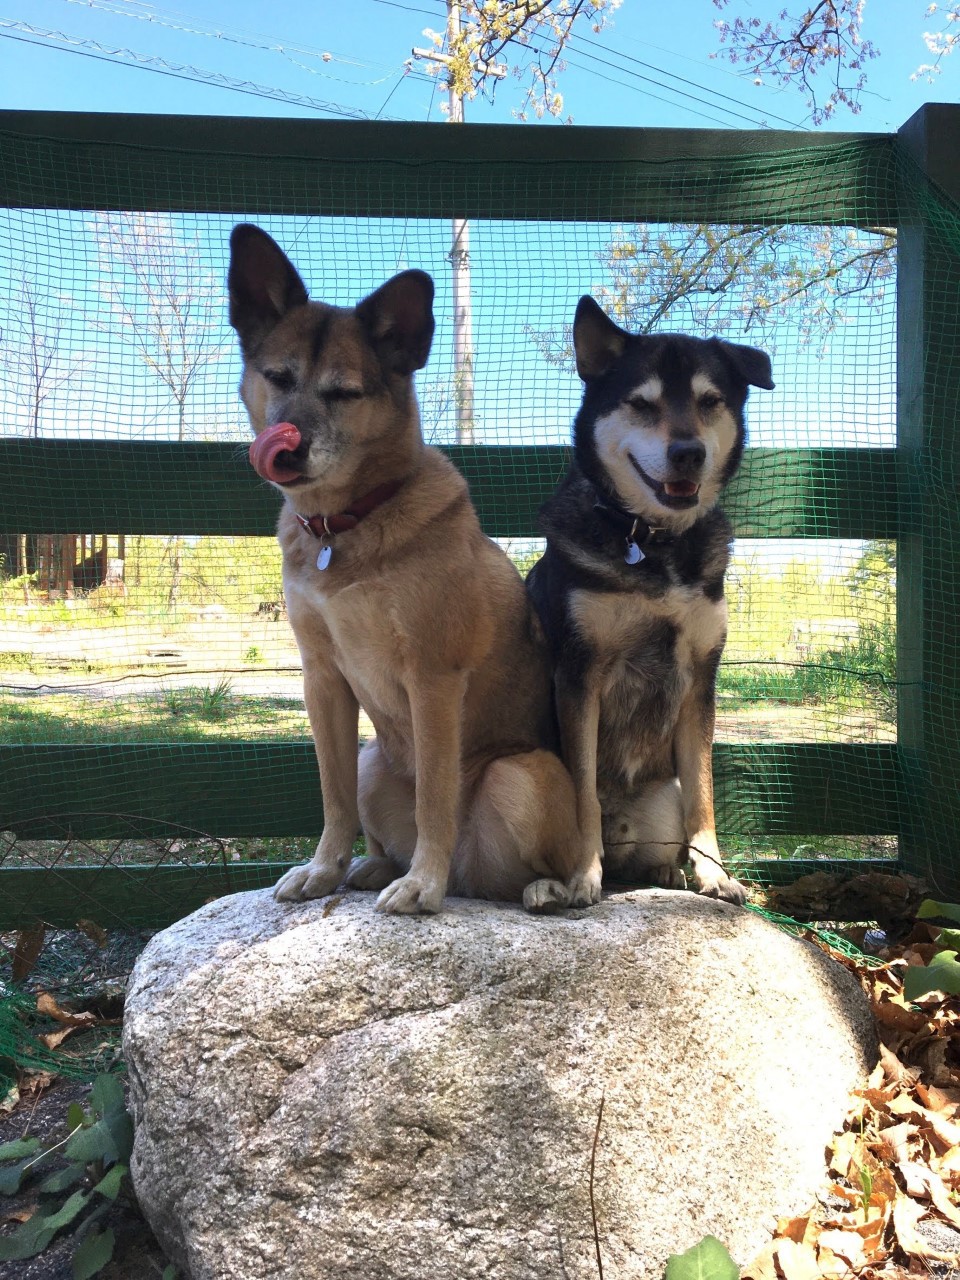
[
  {"left": 664, "top": 480, "right": 700, "bottom": 498},
  {"left": 249, "top": 422, "right": 302, "bottom": 484}
]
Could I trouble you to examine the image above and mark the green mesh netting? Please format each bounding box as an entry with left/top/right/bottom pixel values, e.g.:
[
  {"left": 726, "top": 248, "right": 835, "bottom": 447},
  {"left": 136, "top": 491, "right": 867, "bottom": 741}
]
[{"left": 0, "top": 115, "right": 957, "bottom": 945}]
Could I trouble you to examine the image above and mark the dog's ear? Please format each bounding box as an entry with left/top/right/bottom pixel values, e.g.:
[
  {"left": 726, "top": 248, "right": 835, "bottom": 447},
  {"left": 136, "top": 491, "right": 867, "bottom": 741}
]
[
  {"left": 573, "top": 296, "right": 629, "bottom": 382},
  {"left": 714, "top": 339, "right": 775, "bottom": 391},
  {"left": 228, "top": 224, "right": 309, "bottom": 355},
  {"left": 356, "top": 270, "right": 435, "bottom": 375}
]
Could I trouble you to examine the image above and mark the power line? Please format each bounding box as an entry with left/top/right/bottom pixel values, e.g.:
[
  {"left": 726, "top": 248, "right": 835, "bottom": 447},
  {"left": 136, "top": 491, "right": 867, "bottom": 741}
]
[
  {"left": 0, "top": 20, "right": 397, "bottom": 119},
  {"left": 552, "top": 40, "right": 789, "bottom": 129},
  {"left": 369, "top": 0, "right": 441, "bottom": 15},
  {"left": 545, "top": 51, "right": 745, "bottom": 129},
  {"left": 374, "top": 67, "right": 409, "bottom": 119},
  {"left": 492, "top": 29, "right": 756, "bottom": 129},
  {"left": 574, "top": 33, "right": 807, "bottom": 131},
  {"left": 60, "top": 0, "right": 404, "bottom": 83}
]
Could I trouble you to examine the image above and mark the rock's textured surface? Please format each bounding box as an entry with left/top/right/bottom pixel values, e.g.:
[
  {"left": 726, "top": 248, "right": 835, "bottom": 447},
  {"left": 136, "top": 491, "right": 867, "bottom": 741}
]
[{"left": 124, "top": 889, "right": 875, "bottom": 1280}]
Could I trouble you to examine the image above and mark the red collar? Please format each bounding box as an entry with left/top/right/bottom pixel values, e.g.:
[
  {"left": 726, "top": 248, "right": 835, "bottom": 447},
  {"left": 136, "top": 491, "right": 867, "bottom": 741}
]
[{"left": 295, "top": 480, "right": 403, "bottom": 539}]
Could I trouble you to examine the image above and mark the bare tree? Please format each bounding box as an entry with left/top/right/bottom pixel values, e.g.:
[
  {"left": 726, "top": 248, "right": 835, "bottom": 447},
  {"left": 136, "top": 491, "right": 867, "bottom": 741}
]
[
  {"left": 0, "top": 273, "right": 86, "bottom": 439},
  {"left": 93, "top": 213, "right": 227, "bottom": 607},
  {"left": 0, "top": 274, "right": 88, "bottom": 591},
  {"left": 93, "top": 213, "right": 225, "bottom": 445}
]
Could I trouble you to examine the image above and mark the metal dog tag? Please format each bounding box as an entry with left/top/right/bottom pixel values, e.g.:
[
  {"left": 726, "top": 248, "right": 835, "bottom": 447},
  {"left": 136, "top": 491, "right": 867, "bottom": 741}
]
[
  {"left": 624, "top": 540, "right": 644, "bottom": 565},
  {"left": 316, "top": 544, "right": 333, "bottom": 571}
]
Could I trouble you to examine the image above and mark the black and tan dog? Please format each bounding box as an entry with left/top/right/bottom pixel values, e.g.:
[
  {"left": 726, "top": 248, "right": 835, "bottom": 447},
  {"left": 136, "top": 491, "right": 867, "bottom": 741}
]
[
  {"left": 526, "top": 297, "right": 774, "bottom": 904},
  {"left": 228, "top": 224, "right": 600, "bottom": 915}
]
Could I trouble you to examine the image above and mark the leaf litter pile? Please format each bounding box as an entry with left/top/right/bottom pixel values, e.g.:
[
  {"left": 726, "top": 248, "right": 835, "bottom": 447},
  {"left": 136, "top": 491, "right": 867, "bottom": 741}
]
[{"left": 742, "top": 917, "right": 960, "bottom": 1280}]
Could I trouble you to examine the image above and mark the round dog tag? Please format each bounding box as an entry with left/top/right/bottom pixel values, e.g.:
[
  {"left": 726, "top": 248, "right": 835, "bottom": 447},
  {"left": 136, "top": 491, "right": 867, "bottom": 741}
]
[
  {"left": 624, "top": 540, "right": 644, "bottom": 565},
  {"left": 317, "top": 545, "right": 333, "bottom": 571}
]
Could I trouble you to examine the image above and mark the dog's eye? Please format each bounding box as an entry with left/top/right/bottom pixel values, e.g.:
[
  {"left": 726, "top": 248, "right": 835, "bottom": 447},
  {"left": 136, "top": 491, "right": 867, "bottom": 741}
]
[
  {"left": 627, "top": 397, "right": 657, "bottom": 417},
  {"left": 322, "top": 388, "right": 364, "bottom": 402},
  {"left": 698, "top": 394, "right": 724, "bottom": 413},
  {"left": 263, "top": 369, "right": 296, "bottom": 392}
]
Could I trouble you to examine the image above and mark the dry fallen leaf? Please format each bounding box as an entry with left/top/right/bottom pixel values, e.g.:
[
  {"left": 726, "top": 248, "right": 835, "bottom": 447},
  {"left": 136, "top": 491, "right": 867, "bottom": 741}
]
[
  {"left": 892, "top": 1191, "right": 960, "bottom": 1265},
  {"left": 875, "top": 1121, "right": 914, "bottom": 1166},
  {"left": 774, "top": 1238, "right": 822, "bottom": 1280},
  {"left": 817, "top": 1228, "right": 866, "bottom": 1266},
  {"left": 879, "top": 1043, "right": 921, "bottom": 1090},
  {"left": 17, "top": 1069, "right": 58, "bottom": 1095},
  {"left": 775, "top": 1214, "right": 818, "bottom": 1247},
  {"left": 829, "top": 1131, "right": 860, "bottom": 1179},
  {"left": 35, "top": 992, "right": 98, "bottom": 1027},
  {"left": 75, "top": 917, "right": 109, "bottom": 949},
  {"left": 38, "top": 1025, "right": 83, "bottom": 1050},
  {"left": 33, "top": 991, "right": 122, "bottom": 1049},
  {"left": 11, "top": 923, "right": 46, "bottom": 983},
  {"left": 739, "top": 1240, "right": 779, "bottom": 1280},
  {"left": 1, "top": 1205, "right": 39, "bottom": 1224}
]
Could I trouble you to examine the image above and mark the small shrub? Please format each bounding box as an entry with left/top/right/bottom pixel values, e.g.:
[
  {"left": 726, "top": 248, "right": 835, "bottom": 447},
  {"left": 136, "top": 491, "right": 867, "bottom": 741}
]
[{"left": 0, "top": 1073, "right": 136, "bottom": 1276}]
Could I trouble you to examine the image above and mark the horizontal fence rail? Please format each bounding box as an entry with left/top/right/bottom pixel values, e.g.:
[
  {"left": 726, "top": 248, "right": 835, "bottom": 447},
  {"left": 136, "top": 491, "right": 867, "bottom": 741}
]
[
  {"left": 1, "top": 442, "right": 900, "bottom": 540},
  {"left": 0, "top": 111, "right": 899, "bottom": 225},
  {"left": 0, "top": 743, "right": 903, "bottom": 840}
]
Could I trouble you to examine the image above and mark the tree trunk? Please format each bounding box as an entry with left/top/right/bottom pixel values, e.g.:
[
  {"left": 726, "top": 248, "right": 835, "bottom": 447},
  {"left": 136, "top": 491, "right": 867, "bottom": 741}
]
[
  {"left": 62, "top": 534, "right": 76, "bottom": 599},
  {"left": 167, "top": 536, "right": 182, "bottom": 611}
]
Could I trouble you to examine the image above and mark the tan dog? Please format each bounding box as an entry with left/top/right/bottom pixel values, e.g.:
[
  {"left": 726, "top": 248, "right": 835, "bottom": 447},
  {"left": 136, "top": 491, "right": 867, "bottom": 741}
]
[{"left": 228, "top": 224, "right": 598, "bottom": 915}]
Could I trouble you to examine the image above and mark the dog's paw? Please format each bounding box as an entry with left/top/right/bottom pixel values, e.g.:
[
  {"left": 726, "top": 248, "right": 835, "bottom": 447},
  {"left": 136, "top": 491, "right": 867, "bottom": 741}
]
[
  {"left": 344, "top": 854, "right": 400, "bottom": 892},
  {"left": 694, "top": 864, "right": 747, "bottom": 906},
  {"left": 651, "top": 863, "right": 687, "bottom": 891},
  {"left": 273, "top": 861, "right": 342, "bottom": 903},
  {"left": 565, "top": 866, "right": 602, "bottom": 908},
  {"left": 523, "top": 877, "right": 570, "bottom": 914},
  {"left": 375, "top": 873, "right": 444, "bottom": 915}
]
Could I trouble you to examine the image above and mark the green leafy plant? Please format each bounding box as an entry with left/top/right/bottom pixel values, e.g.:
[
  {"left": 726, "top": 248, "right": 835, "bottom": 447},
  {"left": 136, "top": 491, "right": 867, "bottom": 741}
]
[
  {"left": 859, "top": 1164, "right": 874, "bottom": 1215},
  {"left": 0, "top": 1073, "right": 134, "bottom": 1276},
  {"left": 243, "top": 644, "right": 264, "bottom": 665},
  {"left": 903, "top": 899, "right": 960, "bottom": 1000},
  {"left": 663, "top": 1234, "right": 738, "bottom": 1280}
]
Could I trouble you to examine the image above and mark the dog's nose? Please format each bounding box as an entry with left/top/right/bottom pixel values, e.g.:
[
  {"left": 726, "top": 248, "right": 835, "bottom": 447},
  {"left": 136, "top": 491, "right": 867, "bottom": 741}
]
[{"left": 667, "top": 439, "right": 706, "bottom": 473}]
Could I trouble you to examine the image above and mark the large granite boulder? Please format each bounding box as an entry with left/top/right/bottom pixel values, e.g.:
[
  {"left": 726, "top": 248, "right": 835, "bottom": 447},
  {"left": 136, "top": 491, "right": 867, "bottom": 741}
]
[{"left": 124, "top": 889, "right": 876, "bottom": 1280}]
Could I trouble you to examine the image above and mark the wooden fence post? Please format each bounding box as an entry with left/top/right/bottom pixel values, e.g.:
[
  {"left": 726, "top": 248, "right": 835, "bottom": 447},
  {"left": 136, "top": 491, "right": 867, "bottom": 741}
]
[{"left": 897, "top": 103, "right": 960, "bottom": 897}]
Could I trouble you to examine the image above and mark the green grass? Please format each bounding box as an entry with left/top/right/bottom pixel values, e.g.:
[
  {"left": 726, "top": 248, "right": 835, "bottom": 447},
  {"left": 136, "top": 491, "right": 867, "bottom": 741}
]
[
  {"left": 717, "top": 628, "right": 897, "bottom": 723},
  {"left": 0, "top": 652, "right": 121, "bottom": 676},
  {"left": 0, "top": 688, "right": 310, "bottom": 744},
  {"left": 721, "top": 832, "right": 897, "bottom": 867}
]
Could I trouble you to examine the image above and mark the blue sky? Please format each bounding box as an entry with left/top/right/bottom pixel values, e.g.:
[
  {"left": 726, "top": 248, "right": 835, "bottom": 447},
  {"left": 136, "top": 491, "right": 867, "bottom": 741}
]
[
  {"left": 0, "top": 1, "right": 955, "bottom": 132},
  {"left": 0, "top": 4, "right": 953, "bottom": 460}
]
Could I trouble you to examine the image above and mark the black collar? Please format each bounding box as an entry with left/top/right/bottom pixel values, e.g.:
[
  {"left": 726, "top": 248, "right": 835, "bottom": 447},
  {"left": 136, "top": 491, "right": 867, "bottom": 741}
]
[{"left": 592, "top": 499, "right": 671, "bottom": 549}]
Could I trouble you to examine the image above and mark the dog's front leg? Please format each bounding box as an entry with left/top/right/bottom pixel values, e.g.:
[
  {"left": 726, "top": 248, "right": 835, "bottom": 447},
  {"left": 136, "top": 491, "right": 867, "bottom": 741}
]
[
  {"left": 274, "top": 662, "right": 360, "bottom": 903},
  {"left": 375, "top": 670, "right": 467, "bottom": 915},
  {"left": 673, "top": 679, "right": 746, "bottom": 906},
  {"left": 553, "top": 674, "right": 604, "bottom": 906}
]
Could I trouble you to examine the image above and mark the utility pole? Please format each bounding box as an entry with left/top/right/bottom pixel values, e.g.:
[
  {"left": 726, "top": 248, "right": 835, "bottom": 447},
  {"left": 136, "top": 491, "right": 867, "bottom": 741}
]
[{"left": 413, "top": 1, "right": 505, "bottom": 446}]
